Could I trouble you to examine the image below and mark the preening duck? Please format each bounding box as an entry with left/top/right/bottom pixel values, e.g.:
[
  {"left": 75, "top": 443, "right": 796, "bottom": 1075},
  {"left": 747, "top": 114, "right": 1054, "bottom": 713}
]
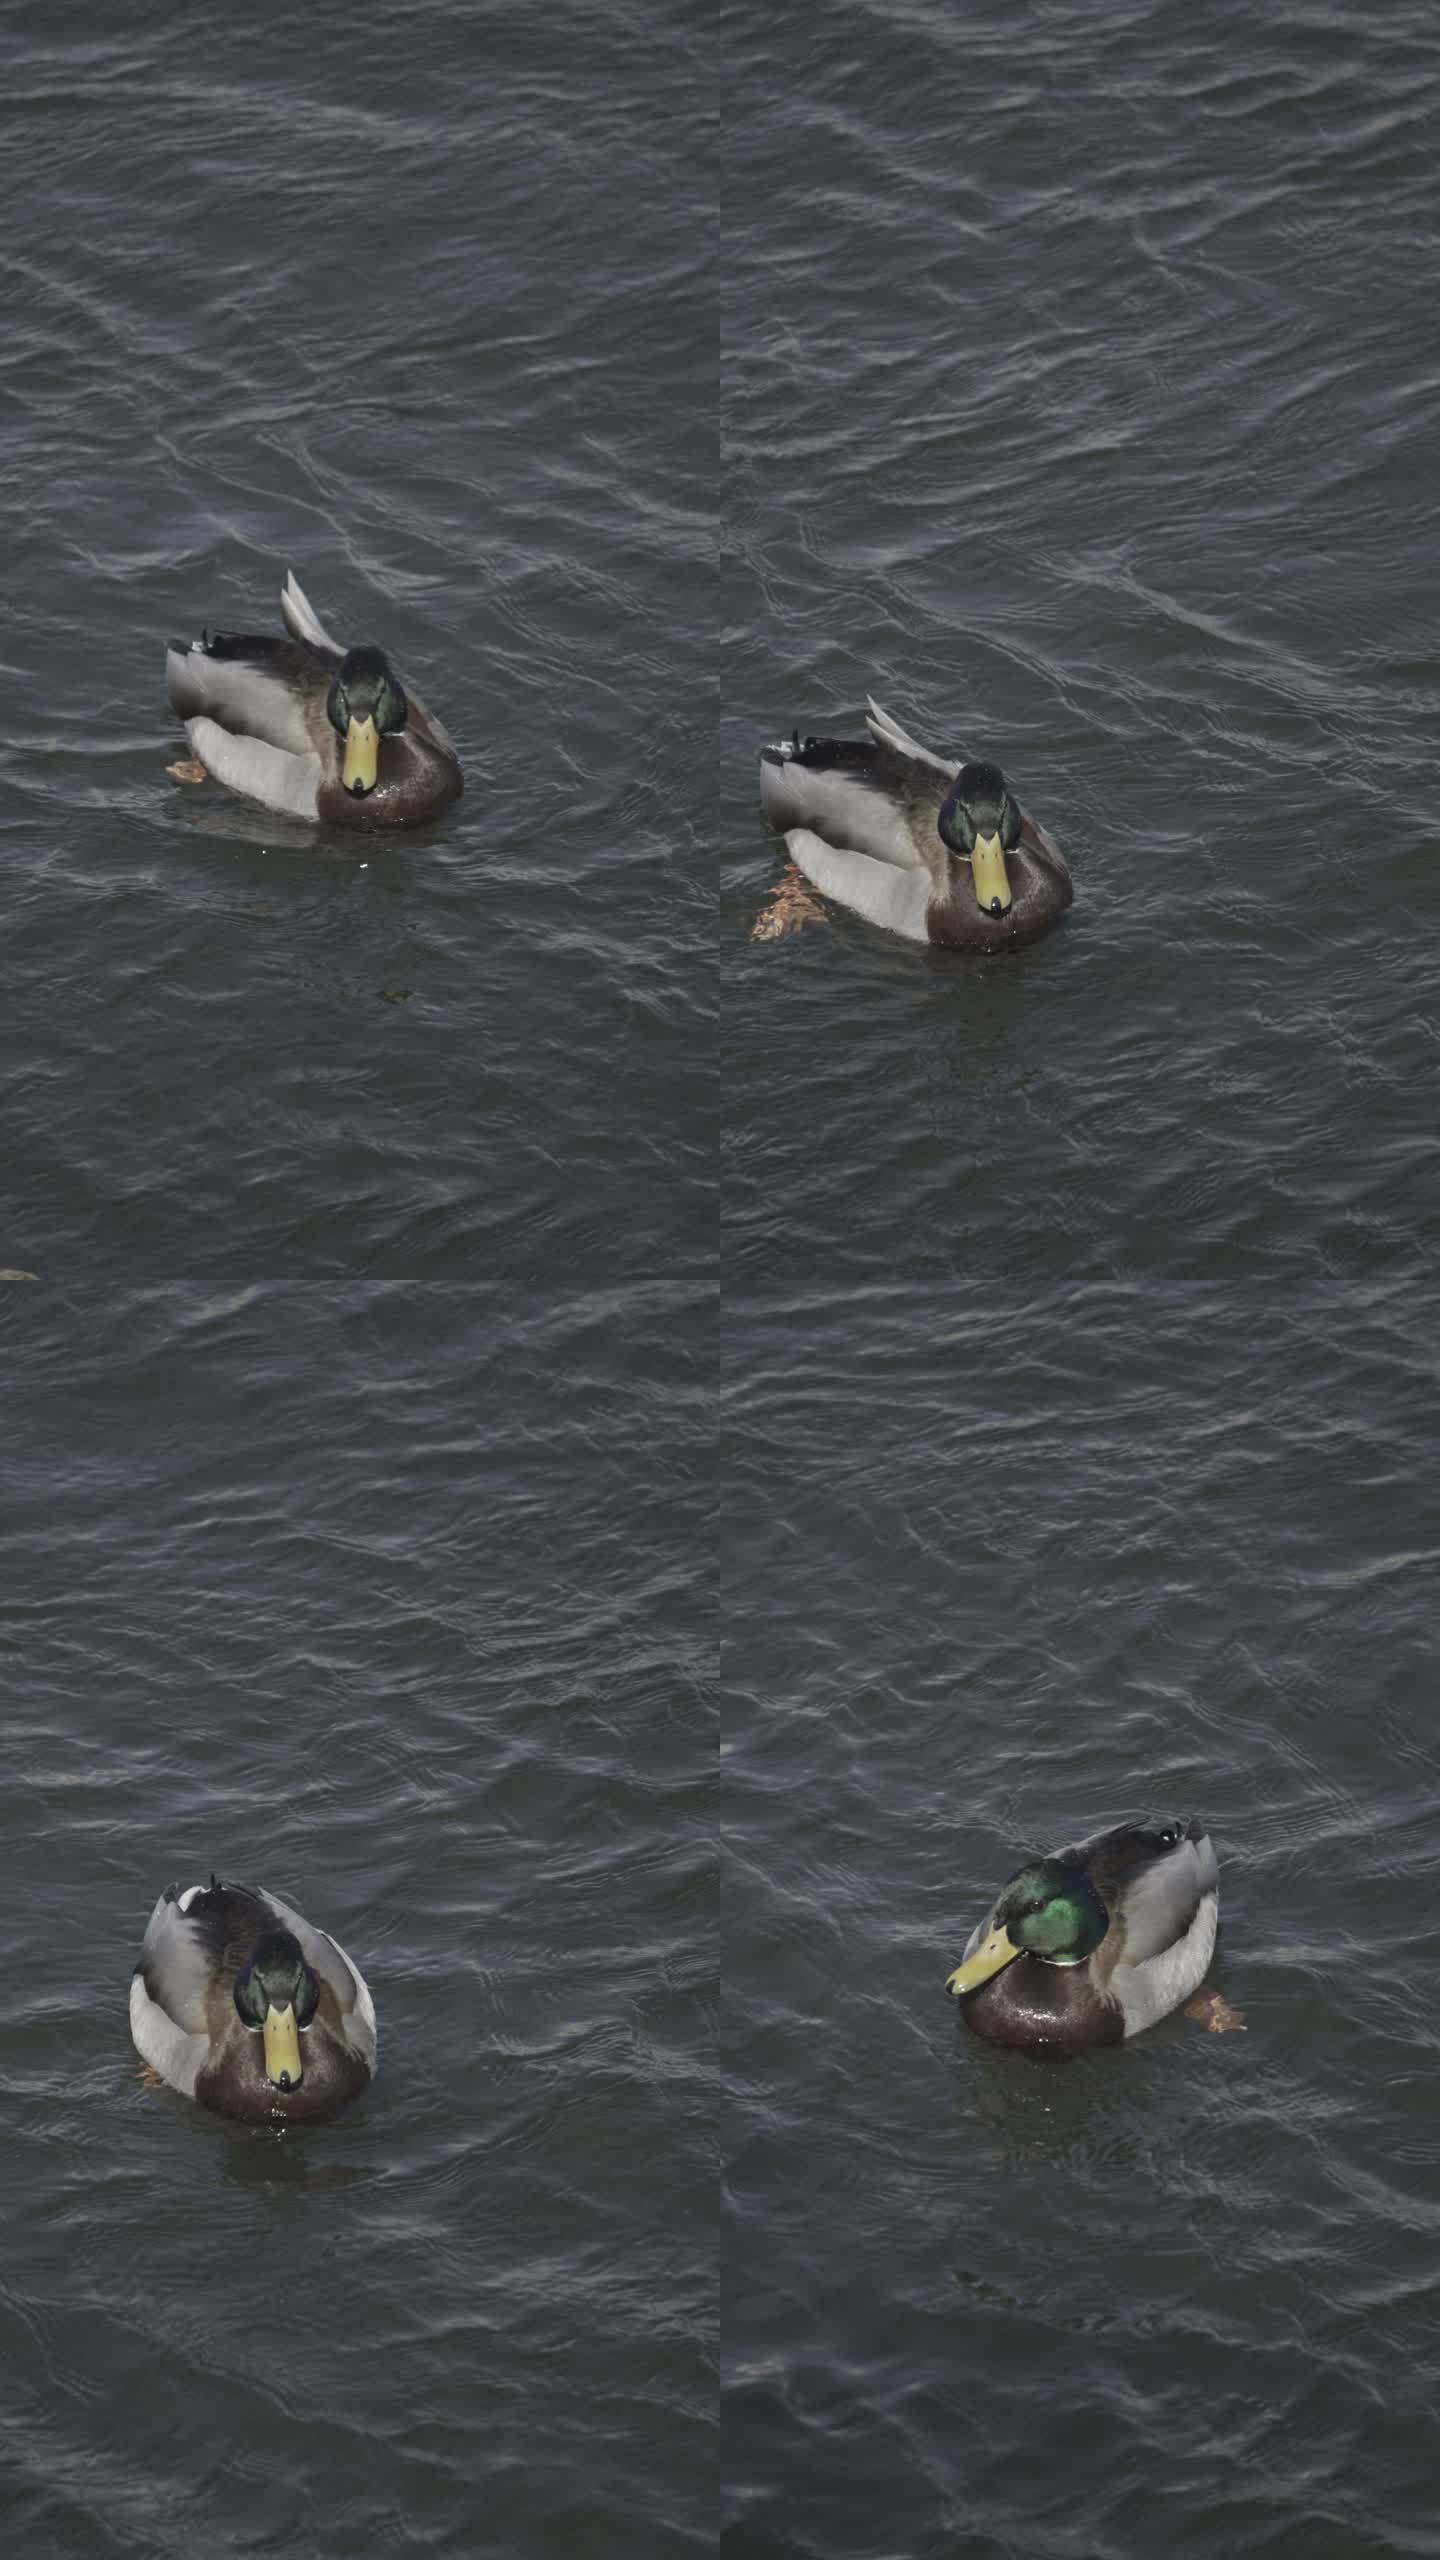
[
  {"left": 130, "top": 1876, "right": 377, "bottom": 2124},
  {"left": 758, "top": 697, "right": 1071, "bottom": 950},
  {"left": 945, "top": 1817, "right": 1219, "bottom": 2049},
  {"left": 165, "top": 570, "right": 463, "bottom": 828}
]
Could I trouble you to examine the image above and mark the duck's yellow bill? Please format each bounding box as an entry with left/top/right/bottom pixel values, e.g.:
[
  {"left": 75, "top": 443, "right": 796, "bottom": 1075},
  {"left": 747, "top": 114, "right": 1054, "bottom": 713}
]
[
  {"left": 969, "top": 832, "right": 1012, "bottom": 916},
  {"left": 263, "top": 2000, "right": 303, "bottom": 2086},
  {"left": 946, "top": 1924, "right": 1020, "bottom": 1998},
  {"left": 342, "top": 715, "right": 379, "bottom": 794}
]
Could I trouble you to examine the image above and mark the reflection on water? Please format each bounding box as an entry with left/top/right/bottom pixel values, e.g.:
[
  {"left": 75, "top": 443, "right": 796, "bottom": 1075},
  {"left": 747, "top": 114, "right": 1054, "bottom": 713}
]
[
  {"left": 724, "top": 2, "right": 1440, "bottom": 2551},
  {"left": 220, "top": 2134, "right": 376, "bottom": 2192}
]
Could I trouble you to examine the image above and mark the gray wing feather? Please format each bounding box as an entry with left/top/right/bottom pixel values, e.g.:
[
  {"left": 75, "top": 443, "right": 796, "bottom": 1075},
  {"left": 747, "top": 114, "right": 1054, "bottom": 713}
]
[
  {"left": 1113, "top": 1833, "right": 1219, "bottom": 1964},
  {"left": 183, "top": 718, "right": 324, "bottom": 819},
  {"left": 166, "top": 646, "right": 319, "bottom": 757},
  {"left": 129, "top": 1971, "right": 209, "bottom": 2091},
  {"left": 279, "top": 570, "right": 347, "bottom": 658},
  {"left": 134, "top": 1888, "right": 220, "bottom": 2032},
  {"left": 759, "top": 752, "right": 924, "bottom": 870},
  {"left": 129, "top": 1888, "right": 226, "bottom": 2094},
  {"left": 864, "top": 697, "right": 962, "bottom": 780}
]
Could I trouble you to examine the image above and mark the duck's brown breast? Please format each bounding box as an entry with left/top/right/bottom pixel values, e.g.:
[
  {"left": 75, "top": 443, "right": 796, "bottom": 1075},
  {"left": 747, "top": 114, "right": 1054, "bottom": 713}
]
[
  {"left": 317, "top": 734, "right": 463, "bottom": 832},
  {"left": 927, "top": 849, "right": 1072, "bottom": 953},
  {"left": 959, "top": 1953, "right": 1125, "bottom": 2050},
  {"left": 194, "top": 2034, "right": 371, "bottom": 2125}
]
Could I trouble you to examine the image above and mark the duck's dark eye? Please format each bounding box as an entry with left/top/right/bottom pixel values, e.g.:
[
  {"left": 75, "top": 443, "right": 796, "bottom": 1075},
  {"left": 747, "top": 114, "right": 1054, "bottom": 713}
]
[{"left": 1156, "top": 1823, "right": 1181, "bottom": 1848}]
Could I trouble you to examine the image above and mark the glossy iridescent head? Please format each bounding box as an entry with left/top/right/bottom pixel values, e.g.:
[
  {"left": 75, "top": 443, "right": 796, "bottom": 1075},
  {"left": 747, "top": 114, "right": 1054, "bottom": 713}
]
[
  {"left": 945, "top": 1859, "right": 1110, "bottom": 1998},
  {"left": 937, "top": 761, "right": 1022, "bottom": 918},
  {"left": 233, "top": 1928, "right": 321, "bottom": 2088},
  {"left": 326, "top": 647, "right": 410, "bottom": 798}
]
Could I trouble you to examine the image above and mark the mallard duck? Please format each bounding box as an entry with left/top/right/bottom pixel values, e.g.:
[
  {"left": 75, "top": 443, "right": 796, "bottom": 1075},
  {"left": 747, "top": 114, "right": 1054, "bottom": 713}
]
[
  {"left": 129, "top": 1877, "right": 377, "bottom": 2124},
  {"left": 164, "top": 570, "right": 463, "bottom": 829},
  {"left": 945, "top": 1817, "right": 1219, "bottom": 2049},
  {"left": 758, "top": 698, "right": 1071, "bottom": 950}
]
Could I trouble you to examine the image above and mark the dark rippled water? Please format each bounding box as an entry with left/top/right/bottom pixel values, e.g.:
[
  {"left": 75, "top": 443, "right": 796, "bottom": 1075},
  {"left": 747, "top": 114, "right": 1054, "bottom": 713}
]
[
  {"left": 3, "top": 1287, "right": 712, "bottom": 2556},
  {"left": 0, "top": 0, "right": 710, "bottom": 1282},
  {"left": 0, "top": 1, "right": 714, "bottom": 2552},
  {"left": 14, "top": 0, "right": 1440, "bottom": 2546},
  {"left": 725, "top": 3, "right": 1440, "bottom": 2553}
]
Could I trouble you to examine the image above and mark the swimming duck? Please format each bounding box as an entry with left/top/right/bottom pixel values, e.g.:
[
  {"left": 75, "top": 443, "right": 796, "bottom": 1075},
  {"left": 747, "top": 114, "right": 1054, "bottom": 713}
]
[
  {"left": 129, "top": 1877, "right": 377, "bottom": 2124},
  {"left": 165, "top": 570, "right": 463, "bottom": 829},
  {"left": 945, "top": 1817, "right": 1219, "bottom": 2049},
  {"left": 758, "top": 697, "right": 1071, "bottom": 950}
]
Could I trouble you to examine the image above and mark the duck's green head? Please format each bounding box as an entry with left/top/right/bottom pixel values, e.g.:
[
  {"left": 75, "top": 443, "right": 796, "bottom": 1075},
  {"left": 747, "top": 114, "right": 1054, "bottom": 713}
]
[
  {"left": 327, "top": 647, "right": 410, "bottom": 798},
  {"left": 233, "top": 1930, "right": 321, "bottom": 2089},
  {"left": 938, "top": 763, "right": 1022, "bottom": 918},
  {"left": 945, "top": 1860, "right": 1110, "bottom": 1998}
]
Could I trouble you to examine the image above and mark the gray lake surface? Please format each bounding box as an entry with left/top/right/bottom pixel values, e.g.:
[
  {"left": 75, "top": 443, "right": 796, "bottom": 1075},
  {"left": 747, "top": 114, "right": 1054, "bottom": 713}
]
[
  {"left": 8, "top": 0, "right": 1440, "bottom": 2550},
  {"left": 0, "top": 2, "right": 713, "bottom": 2555},
  {"left": 725, "top": 3, "right": 1440, "bottom": 2555},
  {"left": 1, "top": 0, "right": 711, "bottom": 1284}
]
